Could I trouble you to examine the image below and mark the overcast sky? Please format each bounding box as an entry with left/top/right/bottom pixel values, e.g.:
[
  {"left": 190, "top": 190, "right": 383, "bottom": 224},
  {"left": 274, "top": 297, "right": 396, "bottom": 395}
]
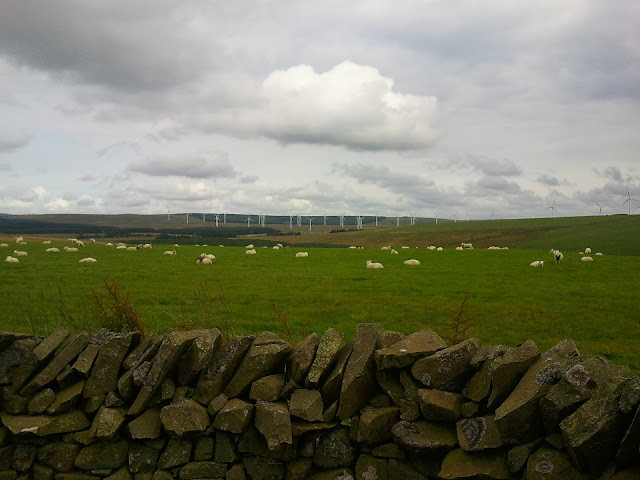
[{"left": 1, "top": 1, "right": 639, "bottom": 220}]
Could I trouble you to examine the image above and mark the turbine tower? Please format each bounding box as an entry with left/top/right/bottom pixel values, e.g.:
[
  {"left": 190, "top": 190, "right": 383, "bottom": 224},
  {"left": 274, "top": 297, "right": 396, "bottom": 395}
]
[
  {"left": 306, "top": 217, "right": 315, "bottom": 231},
  {"left": 623, "top": 189, "right": 637, "bottom": 215},
  {"left": 215, "top": 214, "right": 220, "bottom": 227},
  {"left": 595, "top": 203, "right": 603, "bottom": 215},
  {"left": 186, "top": 213, "right": 189, "bottom": 224},
  {"left": 247, "top": 216, "right": 253, "bottom": 228},
  {"left": 547, "top": 200, "right": 558, "bottom": 218}
]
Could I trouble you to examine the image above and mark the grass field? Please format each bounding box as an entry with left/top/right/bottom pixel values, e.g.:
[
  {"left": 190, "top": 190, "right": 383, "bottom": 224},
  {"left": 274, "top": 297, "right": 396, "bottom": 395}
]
[{"left": 2, "top": 216, "right": 640, "bottom": 373}]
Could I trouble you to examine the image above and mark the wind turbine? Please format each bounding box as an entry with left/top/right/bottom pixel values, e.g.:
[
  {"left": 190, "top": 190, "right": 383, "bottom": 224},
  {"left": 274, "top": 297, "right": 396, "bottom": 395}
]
[
  {"left": 547, "top": 201, "right": 558, "bottom": 218},
  {"left": 215, "top": 214, "right": 220, "bottom": 227},
  {"left": 595, "top": 203, "right": 603, "bottom": 215},
  {"left": 247, "top": 216, "right": 253, "bottom": 228},
  {"left": 622, "top": 189, "right": 637, "bottom": 215},
  {"left": 491, "top": 209, "right": 495, "bottom": 221},
  {"left": 186, "top": 213, "right": 189, "bottom": 224},
  {"left": 289, "top": 215, "right": 293, "bottom": 229},
  {"left": 297, "top": 215, "right": 302, "bottom": 227},
  {"left": 167, "top": 209, "right": 170, "bottom": 221},
  {"left": 323, "top": 215, "right": 327, "bottom": 226},
  {"left": 433, "top": 211, "right": 438, "bottom": 225},
  {"left": 306, "top": 216, "right": 315, "bottom": 231},
  {"left": 340, "top": 214, "right": 345, "bottom": 228},
  {"left": 203, "top": 213, "right": 206, "bottom": 222},
  {"left": 223, "top": 213, "right": 226, "bottom": 224},
  {"left": 356, "top": 215, "right": 364, "bottom": 230},
  {"left": 396, "top": 215, "right": 400, "bottom": 227}
]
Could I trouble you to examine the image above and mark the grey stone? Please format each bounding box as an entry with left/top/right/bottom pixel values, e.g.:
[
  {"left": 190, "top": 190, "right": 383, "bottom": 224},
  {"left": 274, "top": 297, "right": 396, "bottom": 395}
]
[
  {"left": 355, "top": 454, "right": 388, "bottom": 480},
  {"left": 305, "top": 328, "right": 345, "bottom": 389},
  {"left": 249, "top": 374, "right": 285, "bottom": 402},
  {"left": 0, "top": 410, "right": 90, "bottom": 436},
  {"left": 72, "top": 345, "right": 100, "bottom": 377},
  {"left": 319, "top": 341, "right": 353, "bottom": 406},
  {"left": 375, "top": 369, "right": 405, "bottom": 406},
  {"left": 212, "top": 398, "right": 254, "bottom": 434},
  {"left": 285, "top": 458, "right": 312, "bottom": 480},
  {"left": 337, "top": 324, "right": 383, "bottom": 420},
  {"left": 37, "top": 442, "right": 81, "bottom": 472},
  {"left": 193, "top": 437, "right": 213, "bottom": 461},
  {"left": 357, "top": 406, "right": 400, "bottom": 444},
  {"left": 286, "top": 333, "right": 319, "bottom": 384},
  {"left": 28, "top": 388, "right": 55, "bottom": 414},
  {"left": 456, "top": 415, "right": 504, "bottom": 451},
  {"left": 74, "top": 440, "right": 128, "bottom": 470},
  {"left": 242, "top": 457, "right": 284, "bottom": 480},
  {"left": 90, "top": 406, "right": 126, "bottom": 438},
  {"left": 176, "top": 329, "right": 221, "bottom": 386},
  {"left": 160, "top": 398, "right": 210, "bottom": 436},
  {"left": 487, "top": 340, "right": 541, "bottom": 409},
  {"left": 157, "top": 438, "right": 192, "bottom": 470},
  {"left": 289, "top": 389, "right": 324, "bottom": 422},
  {"left": 375, "top": 329, "right": 446, "bottom": 370},
  {"left": 128, "top": 442, "right": 158, "bottom": 474},
  {"left": 82, "top": 332, "right": 135, "bottom": 397},
  {"left": 12, "top": 443, "right": 37, "bottom": 471},
  {"left": 0, "top": 338, "right": 38, "bottom": 385},
  {"left": 417, "top": 389, "right": 463, "bottom": 422},
  {"left": 370, "top": 443, "right": 406, "bottom": 459},
  {"left": 255, "top": 401, "right": 293, "bottom": 450},
  {"left": 525, "top": 445, "right": 591, "bottom": 480},
  {"left": 180, "top": 461, "right": 227, "bottom": 479},
  {"left": 390, "top": 420, "right": 457, "bottom": 452},
  {"left": 617, "top": 404, "right": 640, "bottom": 467},
  {"left": 387, "top": 459, "right": 429, "bottom": 480},
  {"left": 313, "top": 428, "right": 357, "bottom": 469},
  {"left": 410, "top": 338, "right": 480, "bottom": 392},
  {"left": 506, "top": 439, "right": 543, "bottom": 473},
  {"left": 214, "top": 431, "right": 239, "bottom": 463},
  {"left": 438, "top": 448, "right": 513, "bottom": 480},
  {"left": 127, "top": 408, "right": 162, "bottom": 440},
  {"left": 207, "top": 393, "right": 228, "bottom": 416},
  {"left": 47, "top": 381, "right": 85, "bottom": 414}
]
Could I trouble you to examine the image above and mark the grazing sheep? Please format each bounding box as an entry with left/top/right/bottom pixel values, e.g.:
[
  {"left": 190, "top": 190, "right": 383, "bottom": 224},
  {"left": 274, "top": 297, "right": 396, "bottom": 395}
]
[
  {"left": 436, "top": 247, "right": 443, "bottom": 251},
  {"left": 427, "top": 246, "right": 436, "bottom": 250},
  {"left": 585, "top": 247, "right": 592, "bottom": 254},
  {"left": 90, "top": 238, "right": 96, "bottom": 243},
  {"left": 404, "top": 259, "right": 421, "bottom": 266},
  {"left": 197, "top": 257, "right": 212, "bottom": 264},
  {"left": 45, "top": 247, "right": 60, "bottom": 253},
  {"left": 295, "top": 252, "right": 309, "bottom": 257},
  {"left": 456, "top": 246, "right": 464, "bottom": 251},
  {"left": 106, "top": 242, "right": 113, "bottom": 246},
  {"left": 550, "top": 249, "right": 564, "bottom": 263},
  {"left": 402, "top": 246, "right": 410, "bottom": 249},
  {"left": 595, "top": 252, "right": 603, "bottom": 256},
  {"left": 381, "top": 246, "right": 391, "bottom": 251},
  {"left": 5, "top": 256, "right": 19, "bottom": 263},
  {"left": 116, "top": 245, "right": 127, "bottom": 250},
  {"left": 199, "top": 253, "right": 215, "bottom": 260},
  {"left": 245, "top": 249, "right": 257, "bottom": 255},
  {"left": 63, "top": 246, "right": 78, "bottom": 252},
  {"left": 127, "top": 246, "right": 138, "bottom": 251},
  {"left": 488, "top": 246, "right": 500, "bottom": 250},
  {"left": 530, "top": 260, "right": 544, "bottom": 267},
  {"left": 461, "top": 243, "right": 473, "bottom": 249},
  {"left": 349, "top": 246, "right": 358, "bottom": 249},
  {"left": 43, "top": 240, "right": 51, "bottom": 244},
  {"left": 366, "top": 259, "right": 384, "bottom": 269},
  {"left": 272, "top": 246, "right": 280, "bottom": 250},
  {"left": 1, "top": 243, "right": 9, "bottom": 248},
  {"left": 13, "top": 250, "right": 28, "bottom": 256},
  {"left": 581, "top": 256, "right": 594, "bottom": 262},
  {"left": 142, "top": 244, "right": 153, "bottom": 249},
  {"left": 164, "top": 250, "right": 177, "bottom": 256},
  {"left": 79, "top": 257, "right": 97, "bottom": 263},
  {"left": 15, "top": 236, "right": 24, "bottom": 244},
  {"left": 75, "top": 240, "right": 85, "bottom": 248},
  {"left": 174, "top": 244, "right": 180, "bottom": 247},
  {"left": 390, "top": 249, "right": 398, "bottom": 255},
  {"left": 246, "top": 244, "right": 255, "bottom": 249}
]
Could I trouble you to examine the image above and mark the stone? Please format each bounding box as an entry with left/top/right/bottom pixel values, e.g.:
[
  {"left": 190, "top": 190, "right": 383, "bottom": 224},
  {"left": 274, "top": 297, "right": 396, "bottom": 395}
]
[
  {"left": 193, "top": 436, "right": 213, "bottom": 461},
  {"left": 525, "top": 445, "right": 591, "bottom": 480},
  {"left": 305, "top": 328, "right": 345, "bottom": 388},
  {"left": 285, "top": 458, "right": 312, "bottom": 480},
  {"left": 242, "top": 457, "right": 284, "bottom": 480},
  {"left": 610, "top": 467, "right": 640, "bottom": 480},
  {"left": 357, "top": 407, "right": 400, "bottom": 444},
  {"left": 289, "top": 389, "right": 324, "bottom": 422},
  {"left": 128, "top": 331, "right": 205, "bottom": 415},
  {"left": 506, "top": 439, "right": 543, "bottom": 473},
  {"left": 470, "top": 344, "right": 509, "bottom": 369},
  {"left": 207, "top": 393, "right": 228, "bottom": 416},
  {"left": 12, "top": 443, "right": 37, "bottom": 471},
  {"left": 417, "top": 389, "right": 463, "bottom": 422},
  {"left": 286, "top": 333, "right": 319, "bottom": 384},
  {"left": 313, "top": 428, "right": 357, "bottom": 469},
  {"left": 160, "top": 398, "right": 210, "bottom": 436},
  {"left": 28, "top": 388, "right": 56, "bottom": 414},
  {"left": 72, "top": 345, "right": 100, "bottom": 377},
  {"left": 128, "top": 442, "right": 159, "bottom": 474},
  {"left": 376, "top": 329, "right": 406, "bottom": 349},
  {"left": 255, "top": 401, "right": 293, "bottom": 450},
  {"left": 214, "top": 431, "right": 239, "bottom": 463},
  {"left": 157, "top": 438, "right": 192, "bottom": 470},
  {"left": 356, "top": 454, "right": 388, "bottom": 480},
  {"left": 238, "top": 426, "right": 297, "bottom": 461},
  {"left": 0, "top": 338, "right": 39, "bottom": 385},
  {"left": 308, "top": 469, "right": 354, "bottom": 480},
  {"left": 390, "top": 420, "right": 457, "bottom": 452},
  {"left": 375, "top": 369, "right": 405, "bottom": 406},
  {"left": 90, "top": 406, "right": 126, "bottom": 438},
  {"left": 617, "top": 404, "right": 640, "bottom": 467},
  {"left": 122, "top": 335, "right": 159, "bottom": 371},
  {"left": 560, "top": 383, "right": 633, "bottom": 475},
  {"left": 37, "top": 442, "right": 81, "bottom": 472},
  {"left": 249, "top": 374, "right": 286, "bottom": 402},
  {"left": 104, "top": 391, "right": 124, "bottom": 408},
  {"left": 0, "top": 386, "right": 28, "bottom": 414},
  {"left": 386, "top": 459, "right": 429, "bottom": 480},
  {"left": 33, "top": 464, "right": 55, "bottom": 480},
  {"left": 619, "top": 376, "right": 640, "bottom": 414},
  {"left": 337, "top": 324, "right": 383, "bottom": 420},
  {"left": 20, "top": 332, "right": 90, "bottom": 396},
  {"left": 374, "top": 329, "right": 446, "bottom": 370},
  {"left": 193, "top": 335, "right": 254, "bottom": 404},
  {"left": 456, "top": 415, "right": 504, "bottom": 451},
  {"left": 411, "top": 338, "right": 481, "bottom": 392},
  {"left": 319, "top": 341, "right": 353, "bottom": 406},
  {"left": 494, "top": 339, "right": 579, "bottom": 445},
  {"left": 438, "top": 448, "right": 513, "bottom": 480},
  {"left": 47, "top": 381, "right": 85, "bottom": 414},
  {"left": 225, "top": 332, "right": 292, "bottom": 398},
  {"left": 226, "top": 463, "right": 246, "bottom": 480},
  {"left": 0, "top": 410, "right": 90, "bottom": 436},
  {"left": 104, "top": 467, "right": 133, "bottom": 480},
  {"left": 127, "top": 408, "right": 162, "bottom": 439},
  {"left": 460, "top": 401, "right": 480, "bottom": 418},
  {"left": 74, "top": 440, "right": 128, "bottom": 470},
  {"left": 176, "top": 328, "right": 221, "bottom": 386},
  {"left": 212, "top": 398, "right": 255, "bottom": 434}
]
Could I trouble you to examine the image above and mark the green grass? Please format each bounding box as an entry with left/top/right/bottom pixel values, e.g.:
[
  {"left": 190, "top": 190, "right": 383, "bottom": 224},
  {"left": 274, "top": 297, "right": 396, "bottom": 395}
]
[{"left": 2, "top": 237, "right": 639, "bottom": 373}]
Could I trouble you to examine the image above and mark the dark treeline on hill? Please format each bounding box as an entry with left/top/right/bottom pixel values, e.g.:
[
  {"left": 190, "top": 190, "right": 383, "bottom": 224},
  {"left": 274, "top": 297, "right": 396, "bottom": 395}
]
[{"left": 0, "top": 216, "right": 281, "bottom": 239}]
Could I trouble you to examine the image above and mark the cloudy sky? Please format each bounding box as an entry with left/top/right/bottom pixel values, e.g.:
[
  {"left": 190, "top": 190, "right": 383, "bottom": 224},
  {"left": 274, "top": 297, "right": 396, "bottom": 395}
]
[{"left": 1, "top": 1, "right": 639, "bottom": 219}]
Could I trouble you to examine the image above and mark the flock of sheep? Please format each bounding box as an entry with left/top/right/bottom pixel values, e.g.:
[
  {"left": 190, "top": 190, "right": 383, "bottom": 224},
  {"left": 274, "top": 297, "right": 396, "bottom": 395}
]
[{"left": 529, "top": 247, "right": 603, "bottom": 267}]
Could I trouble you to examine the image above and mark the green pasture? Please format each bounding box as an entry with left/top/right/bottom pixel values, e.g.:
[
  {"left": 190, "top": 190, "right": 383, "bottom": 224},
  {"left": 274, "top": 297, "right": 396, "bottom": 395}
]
[{"left": 2, "top": 238, "right": 639, "bottom": 373}]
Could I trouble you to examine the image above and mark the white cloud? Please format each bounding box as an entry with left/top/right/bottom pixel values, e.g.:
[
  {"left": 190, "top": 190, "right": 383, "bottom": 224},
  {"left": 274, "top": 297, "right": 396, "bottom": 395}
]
[
  {"left": 0, "top": 134, "right": 30, "bottom": 153},
  {"left": 129, "top": 152, "right": 237, "bottom": 179}
]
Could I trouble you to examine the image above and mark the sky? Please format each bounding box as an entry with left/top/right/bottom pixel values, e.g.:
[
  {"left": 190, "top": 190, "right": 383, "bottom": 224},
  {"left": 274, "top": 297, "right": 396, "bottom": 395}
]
[{"left": 1, "top": 1, "right": 639, "bottom": 220}]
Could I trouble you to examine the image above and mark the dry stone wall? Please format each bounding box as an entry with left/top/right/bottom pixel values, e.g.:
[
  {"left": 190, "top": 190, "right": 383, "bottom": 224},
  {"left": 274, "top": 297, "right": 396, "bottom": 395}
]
[{"left": 1, "top": 325, "right": 639, "bottom": 480}]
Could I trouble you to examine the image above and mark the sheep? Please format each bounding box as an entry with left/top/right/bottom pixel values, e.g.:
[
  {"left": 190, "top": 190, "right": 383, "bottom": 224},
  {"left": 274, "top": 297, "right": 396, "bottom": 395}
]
[
  {"left": 277, "top": 243, "right": 283, "bottom": 248},
  {"left": 13, "top": 250, "right": 28, "bottom": 256},
  {"left": 15, "top": 236, "right": 24, "bottom": 243},
  {"left": 390, "top": 249, "right": 398, "bottom": 255},
  {"left": 550, "top": 249, "right": 564, "bottom": 263},
  {"left": 349, "top": 246, "right": 358, "bottom": 249},
  {"left": 116, "top": 245, "right": 127, "bottom": 250},
  {"left": 200, "top": 253, "right": 215, "bottom": 260},
  {"left": 5, "top": 256, "right": 19, "bottom": 263},
  {"left": 142, "top": 244, "right": 153, "bottom": 249},
  {"left": 75, "top": 240, "right": 85, "bottom": 248},
  {"left": 461, "top": 243, "right": 473, "bottom": 249},
  {"left": 43, "top": 240, "right": 51, "bottom": 244},
  {"left": 595, "top": 252, "right": 603, "bottom": 256},
  {"left": 401, "top": 246, "right": 410, "bottom": 249},
  {"left": 366, "top": 259, "right": 384, "bottom": 269},
  {"left": 0, "top": 243, "right": 8, "bottom": 247},
  {"left": 245, "top": 249, "right": 257, "bottom": 255},
  {"left": 404, "top": 259, "right": 421, "bottom": 266},
  {"left": 436, "top": 247, "right": 443, "bottom": 251},
  {"left": 106, "top": 243, "right": 113, "bottom": 246},
  {"left": 456, "top": 246, "right": 464, "bottom": 251},
  {"left": 63, "top": 246, "right": 78, "bottom": 252},
  {"left": 381, "top": 246, "right": 391, "bottom": 251},
  {"left": 197, "top": 257, "right": 212, "bottom": 265},
  {"left": 117, "top": 242, "right": 126, "bottom": 247},
  {"left": 246, "top": 244, "right": 255, "bottom": 249},
  {"left": 272, "top": 246, "right": 280, "bottom": 250},
  {"left": 45, "top": 247, "right": 60, "bottom": 253},
  {"left": 488, "top": 246, "right": 500, "bottom": 250},
  {"left": 295, "top": 252, "right": 309, "bottom": 257},
  {"left": 164, "top": 250, "right": 177, "bottom": 256},
  {"left": 530, "top": 260, "right": 544, "bottom": 267},
  {"left": 79, "top": 257, "right": 97, "bottom": 263},
  {"left": 174, "top": 244, "right": 180, "bottom": 247},
  {"left": 581, "top": 256, "right": 594, "bottom": 262},
  {"left": 427, "top": 246, "right": 436, "bottom": 251},
  {"left": 90, "top": 238, "right": 96, "bottom": 243},
  {"left": 585, "top": 247, "right": 592, "bottom": 254}
]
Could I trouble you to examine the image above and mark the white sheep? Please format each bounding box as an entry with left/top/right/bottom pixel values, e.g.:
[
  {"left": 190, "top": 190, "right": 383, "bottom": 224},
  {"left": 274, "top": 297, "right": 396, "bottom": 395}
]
[
  {"left": 461, "top": 243, "right": 473, "bottom": 249},
  {"left": 143, "top": 243, "right": 153, "bottom": 249},
  {"left": 45, "top": 247, "right": 60, "bottom": 253},
  {"left": 13, "top": 250, "right": 28, "bottom": 256},
  {"left": 404, "top": 259, "right": 421, "bottom": 266},
  {"left": 116, "top": 245, "right": 127, "bottom": 250},
  {"left": 63, "top": 246, "right": 78, "bottom": 252},
  {"left": 43, "top": 240, "right": 51, "bottom": 244},
  {"left": 585, "top": 247, "right": 592, "bottom": 254},
  {"left": 15, "top": 236, "right": 24, "bottom": 243},
  {"left": 366, "top": 259, "right": 384, "bottom": 269},
  {"left": 127, "top": 246, "right": 138, "bottom": 251},
  {"left": 75, "top": 240, "right": 85, "bottom": 248},
  {"left": 550, "top": 249, "right": 564, "bottom": 263},
  {"left": 106, "top": 243, "right": 113, "bottom": 246},
  {"left": 199, "top": 253, "right": 215, "bottom": 260},
  {"left": 349, "top": 246, "right": 358, "bottom": 249},
  {"left": 381, "top": 246, "right": 391, "bottom": 251},
  {"left": 197, "top": 257, "right": 212, "bottom": 264},
  {"left": 273, "top": 246, "right": 280, "bottom": 250},
  {"left": 530, "top": 260, "right": 544, "bottom": 267},
  {"left": 595, "top": 252, "right": 603, "bottom": 256},
  {"left": 246, "top": 244, "right": 255, "bottom": 249},
  {"left": 581, "top": 256, "right": 594, "bottom": 262},
  {"left": 164, "top": 250, "right": 177, "bottom": 256},
  {"left": 390, "top": 249, "right": 398, "bottom": 255},
  {"left": 1, "top": 243, "right": 9, "bottom": 247},
  {"left": 5, "top": 256, "right": 19, "bottom": 263},
  {"left": 79, "top": 257, "right": 97, "bottom": 263},
  {"left": 427, "top": 246, "right": 436, "bottom": 250},
  {"left": 245, "top": 249, "right": 257, "bottom": 255},
  {"left": 488, "top": 246, "right": 500, "bottom": 250},
  {"left": 456, "top": 246, "right": 464, "bottom": 251},
  {"left": 90, "top": 238, "right": 96, "bottom": 243},
  {"left": 295, "top": 252, "right": 309, "bottom": 257},
  {"left": 436, "top": 247, "right": 443, "bottom": 251},
  {"left": 401, "top": 246, "right": 410, "bottom": 249}
]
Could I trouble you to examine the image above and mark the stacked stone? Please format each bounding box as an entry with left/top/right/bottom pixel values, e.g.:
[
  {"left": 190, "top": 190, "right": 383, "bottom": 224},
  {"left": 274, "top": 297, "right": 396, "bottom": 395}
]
[{"left": 0, "top": 325, "right": 639, "bottom": 480}]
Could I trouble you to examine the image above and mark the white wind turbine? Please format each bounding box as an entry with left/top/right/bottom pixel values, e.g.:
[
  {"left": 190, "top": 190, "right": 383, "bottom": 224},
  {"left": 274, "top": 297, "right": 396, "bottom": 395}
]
[
  {"left": 203, "top": 213, "right": 206, "bottom": 222},
  {"left": 356, "top": 215, "right": 364, "bottom": 230},
  {"left": 167, "top": 209, "right": 170, "bottom": 221},
  {"left": 340, "top": 214, "right": 345, "bottom": 228},
  {"left": 490, "top": 209, "right": 495, "bottom": 221},
  {"left": 622, "top": 189, "right": 637, "bottom": 215},
  {"left": 306, "top": 216, "right": 315, "bottom": 231},
  {"left": 289, "top": 215, "right": 293, "bottom": 229},
  {"left": 547, "top": 200, "right": 558, "bottom": 218},
  {"left": 396, "top": 215, "right": 400, "bottom": 227},
  {"left": 323, "top": 215, "right": 327, "bottom": 226},
  {"left": 247, "top": 216, "right": 253, "bottom": 228},
  {"left": 186, "top": 213, "right": 189, "bottom": 224},
  {"left": 433, "top": 211, "right": 438, "bottom": 225},
  {"left": 215, "top": 214, "right": 220, "bottom": 227},
  {"left": 595, "top": 203, "right": 603, "bottom": 215}
]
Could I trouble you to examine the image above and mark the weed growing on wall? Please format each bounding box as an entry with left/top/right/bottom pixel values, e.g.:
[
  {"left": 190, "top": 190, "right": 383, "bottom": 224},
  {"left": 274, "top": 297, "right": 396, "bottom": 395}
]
[
  {"left": 92, "top": 279, "right": 145, "bottom": 333},
  {"left": 441, "top": 293, "right": 474, "bottom": 345}
]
